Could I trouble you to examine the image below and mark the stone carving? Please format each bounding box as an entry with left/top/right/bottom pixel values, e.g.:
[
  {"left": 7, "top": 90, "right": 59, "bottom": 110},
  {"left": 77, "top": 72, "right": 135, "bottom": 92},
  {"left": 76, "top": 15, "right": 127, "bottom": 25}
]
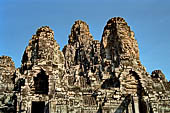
[
  {"left": 0, "top": 56, "right": 16, "bottom": 112},
  {"left": 101, "top": 17, "right": 140, "bottom": 68},
  {"left": 0, "top": 17, "right": 170, "bottom": 113}
]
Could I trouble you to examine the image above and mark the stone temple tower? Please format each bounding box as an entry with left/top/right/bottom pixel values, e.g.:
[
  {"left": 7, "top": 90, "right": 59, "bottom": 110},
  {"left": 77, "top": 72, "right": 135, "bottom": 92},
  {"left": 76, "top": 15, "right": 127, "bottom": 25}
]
[{"left": 0, "top": 17, "right": 170, "bottom": 113}]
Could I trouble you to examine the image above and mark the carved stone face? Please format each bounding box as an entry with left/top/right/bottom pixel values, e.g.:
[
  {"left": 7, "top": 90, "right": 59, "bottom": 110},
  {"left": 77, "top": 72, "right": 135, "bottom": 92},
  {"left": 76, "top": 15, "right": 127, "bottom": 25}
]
[
  {"left": 121, "top": 39, "right": 132, "bottom": 55},
  {"left": 101, "top": 18, "right": 140, "bottom": 63},
  {"left": 119, "top": 37, "right": 139, "bottom": 60}
]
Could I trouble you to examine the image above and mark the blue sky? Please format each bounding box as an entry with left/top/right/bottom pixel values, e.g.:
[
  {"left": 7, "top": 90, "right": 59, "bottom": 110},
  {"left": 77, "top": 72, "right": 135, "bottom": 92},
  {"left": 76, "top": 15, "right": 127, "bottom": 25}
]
[{"left": 0, "top": 0, "right": 170, "bottom": 80}]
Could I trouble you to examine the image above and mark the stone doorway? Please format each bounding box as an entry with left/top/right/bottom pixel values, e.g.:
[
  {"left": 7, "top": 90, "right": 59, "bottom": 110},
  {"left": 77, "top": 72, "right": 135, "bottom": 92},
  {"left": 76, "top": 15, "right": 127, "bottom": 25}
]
[
  {"left": 34, "top": 69, "right": 48, "bottom": 94},
  {"left": 32, "top": 101, "right": 45, "bottom": 113}
]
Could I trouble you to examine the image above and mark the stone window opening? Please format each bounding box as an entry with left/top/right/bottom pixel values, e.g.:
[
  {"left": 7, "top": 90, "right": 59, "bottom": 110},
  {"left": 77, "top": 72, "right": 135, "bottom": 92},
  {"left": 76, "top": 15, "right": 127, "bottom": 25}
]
[{"left": 34, "top": 69, "right": 48, "bottom": 94}]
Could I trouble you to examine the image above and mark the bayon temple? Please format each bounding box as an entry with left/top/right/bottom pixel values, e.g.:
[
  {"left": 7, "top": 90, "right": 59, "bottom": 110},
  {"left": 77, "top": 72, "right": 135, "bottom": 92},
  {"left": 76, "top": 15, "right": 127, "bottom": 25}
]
[{"left": 0, "top": 17, "right": 170, "bottom": 113}]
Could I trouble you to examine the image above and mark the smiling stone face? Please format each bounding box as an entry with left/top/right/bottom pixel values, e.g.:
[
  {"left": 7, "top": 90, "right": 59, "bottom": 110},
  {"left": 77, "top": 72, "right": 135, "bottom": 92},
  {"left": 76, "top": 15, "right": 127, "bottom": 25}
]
[
  {"left": 119, "top": 34, "right": 139, "bottom": 60},
  {"left": 68, "top": 20, "right": 93, "bottom": 45},
  {"left": 101, "top": 17, "right": 140, "bottom": 67},
  {"left": 21, "top": 26, "right": 65, "bottom": 73}
]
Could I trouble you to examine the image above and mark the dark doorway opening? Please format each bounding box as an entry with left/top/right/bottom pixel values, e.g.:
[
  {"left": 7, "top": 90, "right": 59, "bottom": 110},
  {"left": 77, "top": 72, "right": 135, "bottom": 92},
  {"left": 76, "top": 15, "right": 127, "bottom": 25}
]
[
  {"left": 34, "top": 69, "right": 48, "bottom": 94},
  {"left": 32, "top": 101, "right": 45, "bottom": 113}
]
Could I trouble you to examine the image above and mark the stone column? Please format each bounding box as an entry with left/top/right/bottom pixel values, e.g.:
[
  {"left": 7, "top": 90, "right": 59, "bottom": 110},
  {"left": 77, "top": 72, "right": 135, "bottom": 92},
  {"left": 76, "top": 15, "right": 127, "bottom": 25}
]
[
  {"left": 133, "top": 96, "right": 139, "bottom": 113},
  {"left": 128, "top": 103, "right": 133, "bottom": 113}
]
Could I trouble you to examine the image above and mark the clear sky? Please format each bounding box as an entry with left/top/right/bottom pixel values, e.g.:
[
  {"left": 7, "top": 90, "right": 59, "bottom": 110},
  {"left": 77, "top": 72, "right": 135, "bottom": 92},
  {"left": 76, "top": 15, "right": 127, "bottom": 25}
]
[{"left": 0, "top": 0, "right": 170, "bottom": 81}]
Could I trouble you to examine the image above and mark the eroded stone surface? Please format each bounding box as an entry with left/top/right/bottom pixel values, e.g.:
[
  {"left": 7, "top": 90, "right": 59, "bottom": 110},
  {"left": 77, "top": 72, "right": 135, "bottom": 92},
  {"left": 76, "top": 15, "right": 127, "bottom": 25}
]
[
  {"left": 0, "top": 17, "right": 170, "bottom": 113},
  {"left": 101, "top": 17, "right": 140, "bottom": 67},
  {"left": 0, "top": 56, "right": 16, "bottom": 112}
]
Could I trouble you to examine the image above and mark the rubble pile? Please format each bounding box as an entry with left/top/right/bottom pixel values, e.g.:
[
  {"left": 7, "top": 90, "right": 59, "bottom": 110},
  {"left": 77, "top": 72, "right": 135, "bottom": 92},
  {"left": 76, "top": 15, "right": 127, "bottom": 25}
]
[{"left": 0, "top": 17, "right": 170, "bottom": 113}]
